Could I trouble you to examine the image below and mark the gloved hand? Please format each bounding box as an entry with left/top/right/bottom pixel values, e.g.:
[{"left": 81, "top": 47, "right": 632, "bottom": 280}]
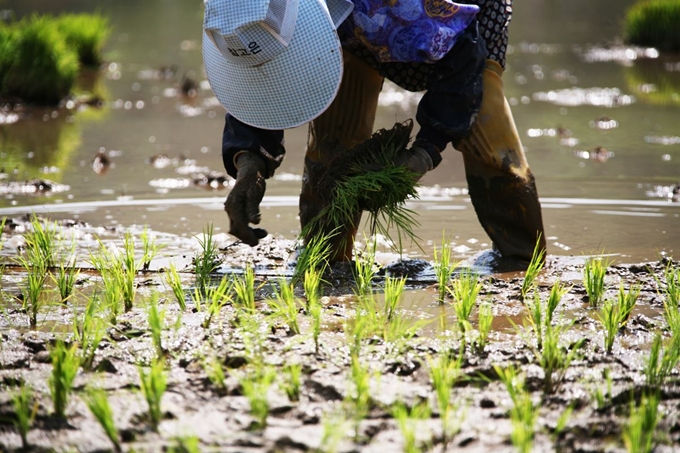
[
  {"left": 224, "top": 152, "right": 268, "bottom": 246},
  {"left": 392, "top": 139, "right": 441, "bottom": 182}
]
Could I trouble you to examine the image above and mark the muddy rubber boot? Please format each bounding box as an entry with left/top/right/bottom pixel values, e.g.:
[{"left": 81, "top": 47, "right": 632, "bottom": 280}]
[
  {"left": 456, "top": 59, "right": 546, "bottom": 268},
  {"left": 299, "top": 51, "right": 384, "bottom": 261}
]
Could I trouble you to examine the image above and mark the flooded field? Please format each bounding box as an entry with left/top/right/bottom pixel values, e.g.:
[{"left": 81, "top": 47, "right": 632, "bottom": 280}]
[{"left": 1, "top": 1, "right": 680, "bottom": 452}]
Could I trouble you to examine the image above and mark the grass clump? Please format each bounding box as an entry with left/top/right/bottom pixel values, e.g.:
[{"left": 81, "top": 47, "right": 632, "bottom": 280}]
[
  {"left": 49, "top": 340, "right": 80, "bottom": 419},
  {"left": 194, "top": 224, "right": 220, "bottom": 294},
  {"left": 147, "top": 294, "right": 166, "bottom": 358},
  {"left": 433, "top": 235, "right": 457, "bottom": 303},
  {"left": 73, "top": 296, "right": 106, "bottom": 370},
  {"left": 281, "top": 363, "right": 303, "bottom": 402},
  {"left": 165, "top": 263, "right": 187, "bottom": 310},
  {"left": 53, "top": 253, "right": 78, "bottom": 304},
  {"left": 84, "top": 387, "right": 122, "bottom": 453},
  {"left": 625, "top": 0, "right": 680, "bottom": 52},
  {"left": 644, "top": 332, "right": 680, "bottom": 387},
  {"left": 427, "top": 352, "right": 464, "bottom": 447},
  {"left": 521, "top": 234, "right": 546, "bottom": 300},
  {"left": 597, "top": 285, "right": 639, "bottom": 354},
  {"left": 202, "top": 275, "right": 232, "bottom": 329},
  {"left": 448, "top": 269, "right": 482, "bottom": 341},
  {"left": 267, "top": 278, "right": 301, "bottom": 334},
  {"left": 391, "top": 401, "right": 431, "bottom": 453},
  {"left": 233, "top": 265, "right": 257, "bottom": 311},
  {"left": 239, "top": 367, "right": 276, "bottom": 430},
  {"left": 476, "top": 301, "right": 494, "bottom": 351}
]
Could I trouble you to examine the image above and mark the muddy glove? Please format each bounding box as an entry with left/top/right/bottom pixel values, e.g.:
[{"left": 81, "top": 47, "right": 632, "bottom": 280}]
[
  {"left": 392, "top": 139, "right": 442, "bottom": 182},
  {"left": 224, "top": 152, "right": 268, "bottom": 246}
]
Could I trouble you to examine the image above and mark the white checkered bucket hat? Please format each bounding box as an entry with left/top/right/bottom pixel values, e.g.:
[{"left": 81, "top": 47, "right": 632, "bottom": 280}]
[{"left": 203, "top": 0, "right": 353, "bottom": 130}]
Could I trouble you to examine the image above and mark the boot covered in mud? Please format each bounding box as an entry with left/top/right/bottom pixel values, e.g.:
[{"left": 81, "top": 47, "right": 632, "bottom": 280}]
[
  {"left": 299, "top": 51, "right": 384, "bottom": 261},
  {"left": 456, "top": 59, "right": 546, "bottom": 269}
]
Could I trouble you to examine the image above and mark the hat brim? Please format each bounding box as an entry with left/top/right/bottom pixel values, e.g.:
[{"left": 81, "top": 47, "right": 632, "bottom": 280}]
[{"left": 203, "top": 0, "right": 344, "bottom": 130}]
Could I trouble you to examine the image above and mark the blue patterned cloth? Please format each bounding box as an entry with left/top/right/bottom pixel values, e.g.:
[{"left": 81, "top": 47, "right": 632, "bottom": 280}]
[{"left": 338, "top": 0, "right": 480, "bottom": 63}]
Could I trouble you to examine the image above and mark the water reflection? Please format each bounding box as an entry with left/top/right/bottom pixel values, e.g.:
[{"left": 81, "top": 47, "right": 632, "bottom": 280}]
[{"left": 625, "top": 58, "right": 680, "bottom": 106}]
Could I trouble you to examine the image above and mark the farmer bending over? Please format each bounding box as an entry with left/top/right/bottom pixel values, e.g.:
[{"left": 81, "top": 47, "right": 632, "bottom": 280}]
[{"left": 203, "top": 0, "right": 546, "bottom": 270}]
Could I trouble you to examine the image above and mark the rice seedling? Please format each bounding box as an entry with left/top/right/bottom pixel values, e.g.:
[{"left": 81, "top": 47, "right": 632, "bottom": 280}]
[
  {"left": 53, "top": 253, "right": 78, "bottom": 304},
  {"left": 384, "top": 275, "right": 406, "bottom": 322},
  {"left": 427, "top": 352, "right": 464, "bottom": 446},
  {"left": 140, "top": 226, "right": 162, "bottom": 272},
  {"left": 267, "top": 278, "right": 300, "bottom": 334},
  {"left": 354, "top": 240, "right": 378, "bottom": 299},
  {"left": 24, "top": 215, "right": 58, "bottom": 268},
  {"left": 203, "top": 355, "right": 227, "bottom": 394},
  {"left": 391, "top": 400, "right": 431, "bottom": 453},
  {"left": 194, "top": 224, "right": 220, "bottom": 294},
  {"left": 320, "top": 413, "right": 350, "bottom": 453},
  {"left": 664, "top": 298, "right": 680, "bottom": 336},
  {"left": 281, "top": 363, "right": 302, "bottom": 402},
  {"left": 236, "top": 312, "right": 266, "bottom": 365},
  {"left": 233, "top": 264, "right": 257, "bottom": 312},
  {"left": 101, "top": 276, "right": 123, "bottom": 325},
  {"left": 521, "top": 234, "right": 546, "bottom": 301},
  {"left": 138, "top": 358, "right": 167, "bottom": 432},
  {"left": 73, "top": 295, "right": 106, "bottom": 371},
  {"left": 202, "top": 275, "right": 232, "bottom": 329},
  {"left": 656, "top": 261, "right": 680, "bottom": 307},
  {"left": 292, "top": 229, "right": 333, "bottom": 285},
  {"left": 168, "top": 435, "right": 201, "bottom": 453},
  {"left": 494, "top": 365, "right": 538, "bottom": 453},
  {"left": 618, "top": 283, "right": 641, "bottom": 326},
  {"left": 55, "top": 13, "right": 111, "bottom": 66},
  {"left": 583, "top": 254, "right": 612, "bottom": 307},
  {"left": 476, "top": 301, "right": 494, "bottom": 351},
  {"left": 1, "top": 15, "right": 78, "bottom": 104},
  {"left": 644, "top": 332, "right": 680, "bottom": 388},
  {"left": 120, "top": 232, "right": 138, "bottom": 311},
  {"left": 303, "top": 265, "right": 322, "bottom": 314},
  {"left": 625, "top": 0, "right": 680, "bottom": 52},
  {"left": 89, "top": 241, "right": 130, "bottom": 317},
  {"left": 524, "top": 291, "right": 545, "bottom": 351},
  {"left": 17, "top": 251, "right": 48, "bottom": 328},
  {"left": 165, "top": 263, "right": 187, "bottom": 310},
  {"left": 433, "top": 235, "right": 457, "bottom": 303},
  {"left": 539, "top": 324, "right": 584, "bottom": 393},
  {"left": 622, "top": 391, "right": 659, "bottom": 453},
  {"left": 546, "top": 280, "right": 570, "bottom": 324},
  {"left": 347, "top": 354, "right": 372, "bottom": 430},
  {"left": 49, "top": 340, "right": 80, "bottom": 419},
  {"left": 11, "top": 383, "right": 37, "bottom": 450},
  {"left": 448, "top": 269, "right": 482, "bottom": 340},
  {"left": 597, "top": 299, "right": 623, "bottom": 354},
  {"left": 591, "top": 368, "right": 613, "bottom": 410},
  {"left": 147, "top": 294, "right": 166, "bottom": 358},
  {"left": 84, "top": 387, "right": 121, "bottom": 453},
  {"left": 239, "top": 366, "right": 276, "bottom": 430},
  {"left": 308, "top": 278, "right": 323, "bottom": 354}
]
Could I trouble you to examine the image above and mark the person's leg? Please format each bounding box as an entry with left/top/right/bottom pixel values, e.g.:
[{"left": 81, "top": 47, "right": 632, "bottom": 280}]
[
  {"left": 456, "top": 59, "right": 546, "bottom": 264},
  {"left": 299, "top": 51, "right": 384, "bottom": 261}
]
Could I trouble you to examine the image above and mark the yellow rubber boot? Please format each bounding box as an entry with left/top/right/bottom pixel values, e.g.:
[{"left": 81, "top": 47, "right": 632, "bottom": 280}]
[
  {"left": 299, "top": 51, "right": 384, "bottom": 261},
  {"left": 456, "top": 59, "right": 546, "bottom": 265}
]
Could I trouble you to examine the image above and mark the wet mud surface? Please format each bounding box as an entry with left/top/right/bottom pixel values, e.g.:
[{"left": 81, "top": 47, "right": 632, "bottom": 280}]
[{"left": 0, "top": 217, "right": 679, "bottom": 452}]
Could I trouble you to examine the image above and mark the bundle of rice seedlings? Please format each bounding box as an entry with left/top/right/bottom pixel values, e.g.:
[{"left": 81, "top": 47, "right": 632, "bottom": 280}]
[
  {"left": 1, "top": 16, "right": 79, "bottom": 104},
  {"left": 625, "top": 0, "right": 680, "bottom": 52},
  {"left": 304, "top": 120, "right": 421, "bottom": 252},
  {"left": 56, "top": 13, "right": 111, "bottom": 66}
]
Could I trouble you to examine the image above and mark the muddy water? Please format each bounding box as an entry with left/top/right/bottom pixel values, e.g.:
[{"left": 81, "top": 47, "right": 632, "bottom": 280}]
[{"left": 1, "top": 0, "right": 679, "bottom": 264}]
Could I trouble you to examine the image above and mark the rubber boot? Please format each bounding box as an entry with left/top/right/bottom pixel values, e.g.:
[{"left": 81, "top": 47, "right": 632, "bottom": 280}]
[
  {"left": 455, "top": 60, "right": 546, "bottom": 267},
  {"left": 299, "top": 51, "right": 384, "bottom": 261}
]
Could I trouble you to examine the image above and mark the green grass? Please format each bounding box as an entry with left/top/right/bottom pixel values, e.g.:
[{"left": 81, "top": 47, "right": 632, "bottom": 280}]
[
  {"left": 49, "top": 340, "right": 80, "bottom": 419},
  {"left": 203, "top": 355, "right": 227, "bottom": 394},
  {"left": 346, "top": 354, "right": 372, "bottom": 430},
  {"left": 24, "top": 215, "right": 58, "bottom": 268},
  {"left": 625, "top": 0, "right": 680, "bottom": 52},
  {"left": 11, "top": 383, "right": 37, "bottom": 450},
  {"left": 233, "top": 265, "right": 257, "bottom": 312},
  {"left": 138, "top": 358, "right": 167, "bottom": 432},
  {"left": 354, "top": 241, "right": 378, "bottom": 299},
  {"left": 169, "top": 435, "right": 201, "bottom": 453},
  {"left": 53, "top": 253, "right": 78, "bottom": 304},
  {"left": 17, "top": 250, "right": 48, "bottom": 328},
  {"left": 383, "top": 275, "right": 406, "bottom": 322},
  {"left": 56, "top": 13, "right": 110, "bottom": 66},
  {"left": 476, "top": 301, "right": 494, "bottom": 351},
  {"left": 583, "top": 255, "right": 612, "bottom": 307},
  {"left": 596, "top": 285, "right": 639, "bottom": 354},
  {"left": 539, "top": 324, "right": 583, "bottom": 393},
  {"left": 73, "top": 295, "right": 106, "bottom": 371},
  {"left": 202, "top": 275, "right": 232, "bottom": 329},
  {"left": 1, "top": 15, "right": 79, "bottom": 104},
  {"left": 84, "top": 387, "right": 121, "bottom": 453},
  {"left": 644, "top": 331, "right": 680, "bottom": 387},
  {"left": 140, "top": 226, "right": 162, "bottom": 272},
  {"left": 292, "top": 230, "right": 333, "bottom": 285}
]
